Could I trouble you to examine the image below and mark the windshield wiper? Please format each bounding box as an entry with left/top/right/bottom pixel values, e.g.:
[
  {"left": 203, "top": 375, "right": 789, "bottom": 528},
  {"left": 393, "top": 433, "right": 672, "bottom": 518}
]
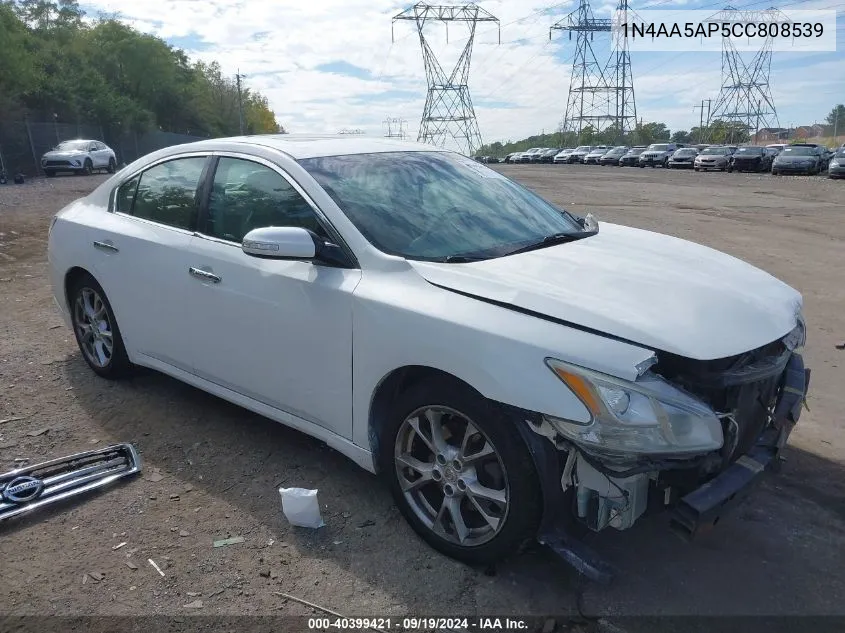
[
  {"left": 502, "top": 232, "right": 590, "bottom": 257},
  {"left": 441, "top": 255, "right": 485, "bottom": 263}
]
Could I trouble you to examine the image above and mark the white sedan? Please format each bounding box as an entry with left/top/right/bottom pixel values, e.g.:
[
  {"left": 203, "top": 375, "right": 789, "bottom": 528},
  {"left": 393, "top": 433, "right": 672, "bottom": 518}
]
[{"left": 47, "top": 135, "right": 810, "bottom": 580}]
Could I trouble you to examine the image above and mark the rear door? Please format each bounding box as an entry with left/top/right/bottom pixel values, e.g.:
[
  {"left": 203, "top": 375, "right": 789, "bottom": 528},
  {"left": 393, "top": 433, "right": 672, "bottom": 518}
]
[{"left": 90, "top": 154, "right": 211, "bottom": 371}]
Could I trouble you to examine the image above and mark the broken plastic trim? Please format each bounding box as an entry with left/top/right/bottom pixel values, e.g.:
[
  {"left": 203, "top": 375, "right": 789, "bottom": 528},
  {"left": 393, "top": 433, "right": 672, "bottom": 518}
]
[{"left": 0, "top": 443, "right": 141, "bottom": 522}]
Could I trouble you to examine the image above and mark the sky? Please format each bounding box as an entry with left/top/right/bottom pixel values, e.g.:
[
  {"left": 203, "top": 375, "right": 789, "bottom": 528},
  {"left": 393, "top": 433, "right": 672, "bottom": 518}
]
[{"left": 80, "top": 0, "right": 845, "bottom": 150}]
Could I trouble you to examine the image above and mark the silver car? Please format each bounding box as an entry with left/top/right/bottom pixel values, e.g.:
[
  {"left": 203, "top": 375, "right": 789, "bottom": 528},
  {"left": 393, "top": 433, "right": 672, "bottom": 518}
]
[{"left": 41, "top": 140, "right": 117, "bottom": 177}]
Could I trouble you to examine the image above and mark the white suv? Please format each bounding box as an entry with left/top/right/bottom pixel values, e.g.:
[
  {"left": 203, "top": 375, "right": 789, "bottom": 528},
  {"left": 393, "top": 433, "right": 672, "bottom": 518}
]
[{"left": 41, "top": 139, "right": 117, "bottom": 177}]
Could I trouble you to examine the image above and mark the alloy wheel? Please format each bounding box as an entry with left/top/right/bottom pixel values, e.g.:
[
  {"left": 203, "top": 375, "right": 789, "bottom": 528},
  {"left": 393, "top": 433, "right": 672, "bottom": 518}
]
[
  {"left": 394, "top": 405, "right": 509, "bottom": 547},
  {"left": 73, "top": 287, "right": 114, "bottom": 368}
]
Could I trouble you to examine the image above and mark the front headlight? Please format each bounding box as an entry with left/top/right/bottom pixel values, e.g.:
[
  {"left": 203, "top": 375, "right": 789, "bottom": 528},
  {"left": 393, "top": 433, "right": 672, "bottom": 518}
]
[{"left": 544, "top": 359, "right": 723, "bottom": 457}]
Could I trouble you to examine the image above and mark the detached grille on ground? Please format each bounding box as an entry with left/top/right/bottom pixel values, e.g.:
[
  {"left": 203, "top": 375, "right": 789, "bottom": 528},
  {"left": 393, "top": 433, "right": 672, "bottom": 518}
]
[{"left": 0, "top": 443, "right": 141, "bottom": 522}]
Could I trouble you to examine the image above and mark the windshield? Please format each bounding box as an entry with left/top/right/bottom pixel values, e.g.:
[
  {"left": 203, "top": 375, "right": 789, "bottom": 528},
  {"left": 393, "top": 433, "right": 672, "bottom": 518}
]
[
  {"left": 700, "top": 147, "right": 729, "bottom": 155},
  {"left": 300, "top": 152, "right": 585, "bottom": 262},
  {"left": 674, "top": 149, "right": 696, "bottom": 156},
  {"left": 736, "top": 147, "right": 764, "bottom": 155},
  {"left": 627, "top": 148, "right": 645, "bottom": 155},
  {"left": 607, "top": 148, "right": 626, "bottom": 155},
  {"left": 575, "top": 146, "right": 592, "bottom": 151},
  {"left": 647, "top": 144, "right": 669, "bottom": 151},
  {"left": 781, "top": 147, "right": 816, "bottom": 156},
  {"left": 55, "top": 140, "right": 90, "bottom": 151}
]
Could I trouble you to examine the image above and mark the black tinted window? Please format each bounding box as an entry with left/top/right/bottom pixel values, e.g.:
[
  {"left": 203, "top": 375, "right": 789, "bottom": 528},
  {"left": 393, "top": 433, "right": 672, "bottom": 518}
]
[
  {"left": 205, "top": 158, "right": 327, "bottom": 243},
  {"left": 130, "top": 157, "right": 206, "bottom": 230}
]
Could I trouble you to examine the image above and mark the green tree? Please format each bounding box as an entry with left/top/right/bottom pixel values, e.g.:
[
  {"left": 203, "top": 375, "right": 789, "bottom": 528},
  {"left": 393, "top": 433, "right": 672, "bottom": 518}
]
[
  {"left": 826, "top": 104, "right": 845, "bottom": 136},
  {"left": 671, "top": 130, "right": 691, "bottom": 144}
]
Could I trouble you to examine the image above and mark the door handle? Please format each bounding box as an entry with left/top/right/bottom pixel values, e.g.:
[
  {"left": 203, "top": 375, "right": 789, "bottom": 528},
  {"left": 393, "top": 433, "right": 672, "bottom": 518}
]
[
  {"left": 189, "top": 267, "right": 221, "bottom": 283},
  {"left": 93, "top": 240, "right": 119, "bottom": 253}
]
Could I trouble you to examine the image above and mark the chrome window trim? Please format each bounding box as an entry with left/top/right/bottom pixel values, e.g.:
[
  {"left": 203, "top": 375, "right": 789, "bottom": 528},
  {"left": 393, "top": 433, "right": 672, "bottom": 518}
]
[{"left": 193, "top": 151, "right": 360, "bottom": 269}]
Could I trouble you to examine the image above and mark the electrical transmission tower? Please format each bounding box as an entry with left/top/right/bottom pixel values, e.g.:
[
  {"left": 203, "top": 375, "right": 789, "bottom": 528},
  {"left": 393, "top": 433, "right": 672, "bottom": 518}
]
[
  {"left": 705, "top": 6, "right": 781, "bottom": 143},
  {"left": 392, "top": 3, "right": 499, "bottom": 156},
  {"left": 384, "top": 117, "right": 408, "bottom": 139},
  {"left": 551, "top": 0, "right": 636, "bottom": 143}
]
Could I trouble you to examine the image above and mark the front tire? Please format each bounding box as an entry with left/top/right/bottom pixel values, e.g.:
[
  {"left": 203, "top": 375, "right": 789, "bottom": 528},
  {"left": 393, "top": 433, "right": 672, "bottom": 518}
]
[
  {"left": 381, "top": 378, "right": 541, "bottom": 566},
  {"left": 107, "top": 158, "right": 116, "bottom": 174},
  {"left": 81, "top": 159, "right": 93, "bottom": 176},
  {"left": 69, "top": 273, "right": 132, "bottom": 379}
]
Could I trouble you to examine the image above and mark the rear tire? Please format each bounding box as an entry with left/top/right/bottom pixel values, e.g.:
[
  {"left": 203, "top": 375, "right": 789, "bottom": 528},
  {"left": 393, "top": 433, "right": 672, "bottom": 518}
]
[
  {"left": 380, "top": 378, "right": 541, "bottom": 566},
  {"left": 68, "top": 273, "right": 132, "bottom": 379},
  {"left": 107, "top": 158, "right": 116, "bottom": 174}
]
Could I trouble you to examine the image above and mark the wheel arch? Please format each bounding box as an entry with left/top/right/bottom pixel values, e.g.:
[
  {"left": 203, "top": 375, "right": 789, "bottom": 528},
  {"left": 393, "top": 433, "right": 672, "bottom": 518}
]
[
  {"left": 63, "top": 266, "right": 94, "bottom": 313},
  {"left": 367, "top": 365, "right": 484, "bottom": 474}
]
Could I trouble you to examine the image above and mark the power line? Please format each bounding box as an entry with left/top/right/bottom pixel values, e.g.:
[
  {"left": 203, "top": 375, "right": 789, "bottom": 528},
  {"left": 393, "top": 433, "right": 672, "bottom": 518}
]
[{"left": 393, "top": 3, "right": 500, "bottom": 156}]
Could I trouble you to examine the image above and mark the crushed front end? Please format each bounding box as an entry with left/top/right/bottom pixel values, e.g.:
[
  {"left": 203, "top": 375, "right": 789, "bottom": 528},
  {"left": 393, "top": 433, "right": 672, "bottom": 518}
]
[{"left": 517, "top": 319, "right": 810, "bottom": 582}]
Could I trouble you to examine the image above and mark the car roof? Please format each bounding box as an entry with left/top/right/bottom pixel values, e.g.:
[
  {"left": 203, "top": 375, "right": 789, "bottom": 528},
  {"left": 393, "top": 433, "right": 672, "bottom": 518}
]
[{"left": 173, "top": 134, "right": 442, "bottom": 160}]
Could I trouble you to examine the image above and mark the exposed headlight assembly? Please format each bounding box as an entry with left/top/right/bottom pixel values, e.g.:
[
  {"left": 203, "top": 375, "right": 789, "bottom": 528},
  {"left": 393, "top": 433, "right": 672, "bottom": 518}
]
[{"left": 544, "top": 359, "right": 723, "bottom": 458}]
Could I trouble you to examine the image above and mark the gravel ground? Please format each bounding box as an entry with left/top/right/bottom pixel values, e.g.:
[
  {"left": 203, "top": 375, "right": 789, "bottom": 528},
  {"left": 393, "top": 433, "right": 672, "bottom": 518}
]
[{"left": 0, "top": 166, "right": 843, "bottom": 628}]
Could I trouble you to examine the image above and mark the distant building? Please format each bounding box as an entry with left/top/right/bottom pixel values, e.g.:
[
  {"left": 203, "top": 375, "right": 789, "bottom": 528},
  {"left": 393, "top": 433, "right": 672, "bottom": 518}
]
[
  {"left": 792, "top": 124, "right": 826, "bottom": 139},
  {"left": 753, "top": 127, "right": 789, "bottom": 143}
]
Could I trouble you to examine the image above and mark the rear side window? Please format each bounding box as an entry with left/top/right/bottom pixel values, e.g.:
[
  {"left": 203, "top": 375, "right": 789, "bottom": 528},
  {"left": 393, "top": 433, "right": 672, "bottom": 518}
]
[
  {"left": 115, "top": 176, "right": 139, "bottom": 213},
  {"left": 118, "top": 157, "right": 207, "bottom": 230}
]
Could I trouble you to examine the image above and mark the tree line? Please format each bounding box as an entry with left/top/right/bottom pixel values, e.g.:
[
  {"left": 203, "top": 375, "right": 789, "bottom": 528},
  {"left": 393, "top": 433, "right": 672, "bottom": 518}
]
[
  {"left": 479, "top": 105, "right": 845, "bottom": 157},
  {"left": 0, "top": 0, "right": 282, "bottom": 137}
]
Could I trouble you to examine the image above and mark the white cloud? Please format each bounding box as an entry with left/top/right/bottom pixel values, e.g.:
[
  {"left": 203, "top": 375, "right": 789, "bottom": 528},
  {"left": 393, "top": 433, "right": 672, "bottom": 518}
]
[{"left": 85, "top": 0, "right": 845, "bottom": 148}]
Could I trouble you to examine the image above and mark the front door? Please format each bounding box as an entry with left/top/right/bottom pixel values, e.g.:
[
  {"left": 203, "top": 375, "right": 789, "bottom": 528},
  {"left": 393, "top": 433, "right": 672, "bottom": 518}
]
[{"left": 185, "top": 155, "right": 361, "bottom": 438}]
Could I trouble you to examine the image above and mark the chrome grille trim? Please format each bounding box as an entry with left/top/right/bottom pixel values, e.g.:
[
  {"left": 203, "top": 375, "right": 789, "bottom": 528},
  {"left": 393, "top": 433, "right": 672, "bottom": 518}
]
[{"left": 0, "top": 444, "right": 141, "bottom": 522}]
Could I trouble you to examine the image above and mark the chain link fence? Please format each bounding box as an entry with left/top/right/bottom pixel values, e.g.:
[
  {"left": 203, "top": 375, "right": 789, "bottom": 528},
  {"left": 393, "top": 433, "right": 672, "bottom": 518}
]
[{"left": 0, "top": 119, "right": 208, "bottom": 178}]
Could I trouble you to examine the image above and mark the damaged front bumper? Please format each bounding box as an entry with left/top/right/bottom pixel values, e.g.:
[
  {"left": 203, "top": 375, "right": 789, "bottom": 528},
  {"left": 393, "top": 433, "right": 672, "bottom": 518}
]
[{"left": 517, "top": 349, "right": 810, "bottom": 584}]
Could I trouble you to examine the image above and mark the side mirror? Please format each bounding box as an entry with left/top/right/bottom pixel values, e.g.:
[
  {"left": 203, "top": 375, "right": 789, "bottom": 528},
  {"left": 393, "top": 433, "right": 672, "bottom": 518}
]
[
  {"left": 241, "top": 226, "right": 351, "bottom": 268},
  {"left": 242, "top": 226, "right": 317, "bottom": 259}
]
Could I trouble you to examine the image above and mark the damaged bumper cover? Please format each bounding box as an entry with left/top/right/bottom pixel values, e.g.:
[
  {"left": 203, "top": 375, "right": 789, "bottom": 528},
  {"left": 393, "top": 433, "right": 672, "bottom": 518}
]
[
  {"left": 670, "top": 353, "right": 810, "bottom": 540},
  {"left": 515, "top": 347, "right": 810, "bottom": 583}
]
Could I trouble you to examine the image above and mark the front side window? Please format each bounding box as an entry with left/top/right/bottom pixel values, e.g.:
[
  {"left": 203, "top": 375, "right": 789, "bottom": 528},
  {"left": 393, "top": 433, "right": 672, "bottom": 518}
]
[
  {"left": 125, "top": 157, "right": 207, "bottom": 230},
  {"left": 300, "top": 151, "right": 584, "bottom": 262},
  {"left": 204, "top": 157, "right": 327, "bottom": 243}
]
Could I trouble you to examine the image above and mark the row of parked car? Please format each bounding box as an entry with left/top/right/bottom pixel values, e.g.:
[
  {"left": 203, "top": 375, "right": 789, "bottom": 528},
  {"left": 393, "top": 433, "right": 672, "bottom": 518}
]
[{"left": 478, "top": 142, "right": 845, "bottom": 178}]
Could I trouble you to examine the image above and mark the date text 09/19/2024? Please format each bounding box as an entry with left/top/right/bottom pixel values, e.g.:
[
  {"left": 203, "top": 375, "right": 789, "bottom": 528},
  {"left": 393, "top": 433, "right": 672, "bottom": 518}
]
[{"left": 307, "top": 617, "right": 531, "bottom": 630}]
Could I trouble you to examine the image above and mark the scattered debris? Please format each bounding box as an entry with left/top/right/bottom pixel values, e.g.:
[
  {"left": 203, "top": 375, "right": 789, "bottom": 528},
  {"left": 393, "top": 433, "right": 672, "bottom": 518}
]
[
  {"left": 274, "top": 592, "right": 346, "bottom": 619},
  {"left": 26, "top": 427, "right": 49, "bottom": 437},
  {"left": 87, "top": 572, "right": 105, "bottom": 582},
  {"left": 333, "top": 540, "right": 343, "bottom": 545},
  {"left": 49, "top": 324, "right": 63, "bottom": 329},
  {"left": 208, "top": 588, "right": 226, "bottom": 598},
  {"left": 358, "top": 519, "right": 376, "bottom": 528},
  {"left": 170, "top": 493, "right": 180, "bottom": 500},
  {"left": 213, "top": 536, "right": 245, "bottom": 548},
  {"left": 148, "top": 558, "right": 165, "bottom": 577},
  {"left": 179, "top": 530, "right": 190, "bottom": 537},
  {"left": 836, "top": 342, "right": 845, "bottom": 350},
  {"left": 183, "top": 599, "right": 203, "bottom": 609},
  {"left": 270, "top": 570, "right": 279, "bottom": 580},
  {"left": 112, "top": 542, "right": 127, "bottom": 550},
  {"left": 125, "top": 561, "right": 138, "bottom": 570},
  {"left": 89, "top": 438, "right": 99, "bottom": 444},
  {"left": 144, "top": 469, "right": 164, "bottom": 483},
  {"left": 279, "top": 487, "right": 325, "bottom": 528},
  {"left": 259, "top": 569, "right": 271, "bottom": 578},
  {"left": 279, "top": 542, "right": 289, "bottom": 548},
  {"left": 184, "top": 484, "right": 194, "bottom": 492},
  {"left": 0, "top": 416, "right": 24, "bottom": 424}
]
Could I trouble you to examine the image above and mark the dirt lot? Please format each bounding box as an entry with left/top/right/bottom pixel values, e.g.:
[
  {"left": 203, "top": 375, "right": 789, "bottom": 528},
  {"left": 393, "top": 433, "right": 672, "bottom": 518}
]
[{"left": 1, "top": 166, "right": 844, "bottom": 627}]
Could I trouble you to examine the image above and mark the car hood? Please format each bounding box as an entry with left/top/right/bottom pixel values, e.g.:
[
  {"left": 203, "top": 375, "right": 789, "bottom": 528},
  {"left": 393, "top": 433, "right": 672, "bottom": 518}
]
[
  {"left": 776, "top": 155, "right": 816, "bottom": 163},
  {"left": 697, "top": 154, "right": 727, "bottom": 160},
  {"left": 43, "top": 150, "right": 86, "bottom": 159},
  {"left": 409, "top": 223, "right": 801, "bottom": 361}
]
